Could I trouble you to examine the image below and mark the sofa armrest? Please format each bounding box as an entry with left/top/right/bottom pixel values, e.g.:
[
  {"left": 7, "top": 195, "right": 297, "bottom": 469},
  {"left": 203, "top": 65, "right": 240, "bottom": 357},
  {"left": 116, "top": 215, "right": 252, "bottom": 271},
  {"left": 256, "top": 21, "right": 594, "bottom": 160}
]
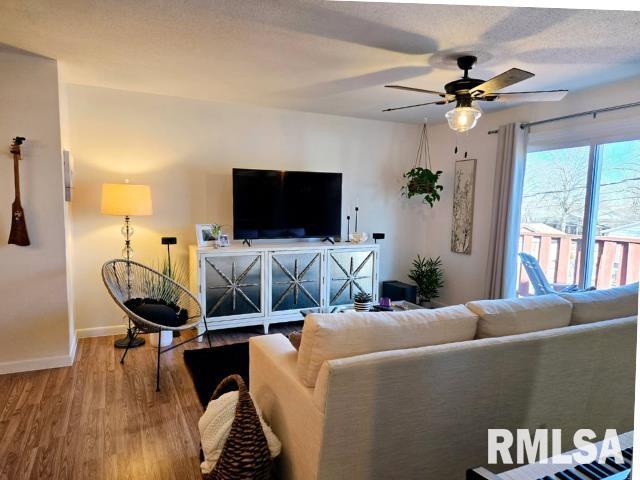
[{"left": 249, "top": 334, "right": 324, "bottom": 480}]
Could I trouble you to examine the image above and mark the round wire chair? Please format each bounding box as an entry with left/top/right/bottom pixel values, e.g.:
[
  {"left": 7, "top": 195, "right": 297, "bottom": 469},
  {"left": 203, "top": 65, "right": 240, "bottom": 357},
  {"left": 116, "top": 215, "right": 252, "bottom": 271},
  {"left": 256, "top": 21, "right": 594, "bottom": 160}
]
[{"left": 102, "top": 259, "right": 212, "bottom": 391}]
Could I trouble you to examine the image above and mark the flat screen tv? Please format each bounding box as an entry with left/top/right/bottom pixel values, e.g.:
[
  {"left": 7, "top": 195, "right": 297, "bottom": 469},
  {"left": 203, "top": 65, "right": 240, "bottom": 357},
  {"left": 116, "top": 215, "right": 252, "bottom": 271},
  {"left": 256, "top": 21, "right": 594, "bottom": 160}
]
[{"left": 233, "top": 168, "right": 342, "bottom": 240}]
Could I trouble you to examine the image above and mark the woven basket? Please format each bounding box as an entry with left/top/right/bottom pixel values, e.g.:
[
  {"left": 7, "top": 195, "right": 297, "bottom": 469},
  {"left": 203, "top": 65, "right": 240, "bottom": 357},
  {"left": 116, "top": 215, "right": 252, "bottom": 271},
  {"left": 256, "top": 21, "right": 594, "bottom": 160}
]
[{"left": 203, "top": 375, "right": 273, "bottom": 480}]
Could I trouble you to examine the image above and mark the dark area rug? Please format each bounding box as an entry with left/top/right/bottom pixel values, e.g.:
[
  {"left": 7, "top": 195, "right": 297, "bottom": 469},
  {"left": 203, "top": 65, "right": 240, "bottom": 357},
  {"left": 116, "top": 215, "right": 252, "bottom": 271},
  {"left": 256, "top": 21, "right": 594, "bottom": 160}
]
[
  {"left": 183, "top": 322, "right": 302, "bottom": 407},
  {"left": 184, "top": 341, "right": 249, "bottom": 407}
]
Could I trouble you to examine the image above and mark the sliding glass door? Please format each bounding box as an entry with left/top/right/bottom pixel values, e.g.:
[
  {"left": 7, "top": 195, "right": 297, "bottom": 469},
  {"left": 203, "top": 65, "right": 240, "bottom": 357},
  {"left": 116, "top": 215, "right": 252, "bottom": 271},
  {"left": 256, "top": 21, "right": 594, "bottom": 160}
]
[
  {"left": 586, "top": 140, "right": 640, "bottom": 289},
  {"left": 517, "top": 138, "right": 640, "bottom": 295}
]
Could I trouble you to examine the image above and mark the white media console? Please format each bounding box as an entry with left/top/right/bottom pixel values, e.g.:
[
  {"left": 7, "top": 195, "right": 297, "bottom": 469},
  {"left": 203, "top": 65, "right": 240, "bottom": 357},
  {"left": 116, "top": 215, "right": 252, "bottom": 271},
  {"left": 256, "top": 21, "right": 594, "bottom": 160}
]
[{"left": 189, "top": 241, "right": 379, "bottom": 333}]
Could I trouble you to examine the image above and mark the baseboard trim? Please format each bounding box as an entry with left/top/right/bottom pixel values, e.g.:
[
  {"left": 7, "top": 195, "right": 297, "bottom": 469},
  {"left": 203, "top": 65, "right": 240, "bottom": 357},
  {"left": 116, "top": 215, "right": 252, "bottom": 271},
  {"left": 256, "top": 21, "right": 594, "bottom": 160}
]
[
  {"left": 76, "top": 324, "right": 127, "bottom": 339},
  {"left": 69, "top": 333, "right": 78, "bottom": 362},
  {"left": 0, "top": 352, "right": 75, "bottom": 375}
]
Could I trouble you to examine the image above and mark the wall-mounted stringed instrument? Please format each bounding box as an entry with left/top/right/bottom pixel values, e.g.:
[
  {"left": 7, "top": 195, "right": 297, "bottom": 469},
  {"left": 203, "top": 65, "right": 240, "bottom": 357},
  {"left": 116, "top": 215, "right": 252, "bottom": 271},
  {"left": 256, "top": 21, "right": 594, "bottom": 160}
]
[{"left": 8, "top": 136, "right": 30, "bottom": 246}]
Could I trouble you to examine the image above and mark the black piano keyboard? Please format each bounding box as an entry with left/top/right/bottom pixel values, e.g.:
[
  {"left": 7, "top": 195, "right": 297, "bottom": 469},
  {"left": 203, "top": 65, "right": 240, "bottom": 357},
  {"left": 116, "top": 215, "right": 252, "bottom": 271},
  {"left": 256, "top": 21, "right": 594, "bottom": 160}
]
[{"left": 537, "top": 446, "right": 632, "bottom": 480}]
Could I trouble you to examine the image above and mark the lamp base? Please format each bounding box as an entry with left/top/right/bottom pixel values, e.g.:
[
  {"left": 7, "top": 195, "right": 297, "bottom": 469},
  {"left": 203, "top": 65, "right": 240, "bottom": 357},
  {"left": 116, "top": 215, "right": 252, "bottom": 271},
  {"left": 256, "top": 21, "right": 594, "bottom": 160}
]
[{"left": 114, "top": 329, "right": 145, "bottom": 349}]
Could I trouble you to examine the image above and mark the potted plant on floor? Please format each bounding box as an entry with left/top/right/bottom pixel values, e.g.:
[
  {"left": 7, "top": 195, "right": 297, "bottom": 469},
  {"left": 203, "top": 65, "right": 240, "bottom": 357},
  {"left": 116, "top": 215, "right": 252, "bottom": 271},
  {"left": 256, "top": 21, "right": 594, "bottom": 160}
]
[{"left": 408, "top": 255, "right": 444, "bottom": 308}]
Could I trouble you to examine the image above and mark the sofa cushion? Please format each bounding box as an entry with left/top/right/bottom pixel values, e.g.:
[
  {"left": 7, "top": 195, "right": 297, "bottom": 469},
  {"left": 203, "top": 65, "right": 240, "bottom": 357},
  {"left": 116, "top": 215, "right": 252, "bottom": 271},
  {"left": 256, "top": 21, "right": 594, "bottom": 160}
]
[
  {"left": 560, "top": 283, "right": 638, "bottom": 325},
  {"left": 466, "top": 294, "right": 572, "bottom": 338},
  {"left": 296, "top": 305, "right": 478, "bottom": 388}
]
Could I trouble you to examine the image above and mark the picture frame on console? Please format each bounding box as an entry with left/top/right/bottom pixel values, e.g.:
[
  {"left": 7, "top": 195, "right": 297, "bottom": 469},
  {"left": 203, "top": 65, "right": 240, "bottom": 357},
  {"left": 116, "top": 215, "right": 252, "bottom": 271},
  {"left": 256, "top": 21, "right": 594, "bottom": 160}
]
[{"left": 196, "top": 224, "right": 219, "bottom": 247}]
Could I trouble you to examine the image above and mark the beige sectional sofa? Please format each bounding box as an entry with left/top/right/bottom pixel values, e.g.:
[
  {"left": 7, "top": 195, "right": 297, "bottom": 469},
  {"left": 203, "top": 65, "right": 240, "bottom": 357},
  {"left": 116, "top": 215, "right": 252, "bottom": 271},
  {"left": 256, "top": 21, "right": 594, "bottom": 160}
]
[{"left": 249, "top": 284, "right": 638, "bottom": 480}]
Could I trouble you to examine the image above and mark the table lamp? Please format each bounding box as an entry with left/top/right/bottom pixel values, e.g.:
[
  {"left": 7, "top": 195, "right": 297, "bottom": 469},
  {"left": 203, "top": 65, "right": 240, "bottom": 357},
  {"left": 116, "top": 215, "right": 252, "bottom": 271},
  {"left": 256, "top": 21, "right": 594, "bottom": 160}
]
[{"left": 101, "top": 181, "right": 153, "bottom": 348}]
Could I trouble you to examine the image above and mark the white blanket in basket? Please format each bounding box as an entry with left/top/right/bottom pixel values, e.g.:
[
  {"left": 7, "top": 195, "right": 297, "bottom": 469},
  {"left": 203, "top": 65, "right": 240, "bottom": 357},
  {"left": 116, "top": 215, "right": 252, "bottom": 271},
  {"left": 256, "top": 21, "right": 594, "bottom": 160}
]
[{"left": 198, "top": 390, "right": 282, "bottom": 474}]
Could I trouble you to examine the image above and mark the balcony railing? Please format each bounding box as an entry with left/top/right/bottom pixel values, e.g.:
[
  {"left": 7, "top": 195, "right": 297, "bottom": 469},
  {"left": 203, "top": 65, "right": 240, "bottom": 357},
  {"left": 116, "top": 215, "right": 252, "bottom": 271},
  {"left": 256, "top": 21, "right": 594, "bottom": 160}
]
[{"left": 518, "top": 232, "right": 640, "bottom": 296}]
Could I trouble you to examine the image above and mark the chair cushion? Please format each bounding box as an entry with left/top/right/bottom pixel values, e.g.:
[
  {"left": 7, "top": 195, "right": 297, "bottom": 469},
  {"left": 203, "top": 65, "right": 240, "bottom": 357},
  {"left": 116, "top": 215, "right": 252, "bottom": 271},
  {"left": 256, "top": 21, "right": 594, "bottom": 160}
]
[
  {"left": 296, "top": 305, "right": 478, "bottom": 387},
  {"left": 559, "top": 283, "right": 638, "bottom": 325},
  {"left": 466, "top": 294, "right": 572, "bottom": 338},
  {"left": 125, "top": 298, "right": 187, "bottom": 328}
]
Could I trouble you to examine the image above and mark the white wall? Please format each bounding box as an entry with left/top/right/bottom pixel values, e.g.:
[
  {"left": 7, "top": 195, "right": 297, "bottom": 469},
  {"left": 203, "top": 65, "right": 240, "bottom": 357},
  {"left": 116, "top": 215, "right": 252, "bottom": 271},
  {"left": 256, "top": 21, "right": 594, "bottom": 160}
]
[
  {"left": 0, "top": 46, "right": 71, "bottom": 372},
  {"left": 65, "top": 85, "right": 424, "bottom": 333},
  {"left": 423, "top": 76, "right": 640, "bottom": 306}
]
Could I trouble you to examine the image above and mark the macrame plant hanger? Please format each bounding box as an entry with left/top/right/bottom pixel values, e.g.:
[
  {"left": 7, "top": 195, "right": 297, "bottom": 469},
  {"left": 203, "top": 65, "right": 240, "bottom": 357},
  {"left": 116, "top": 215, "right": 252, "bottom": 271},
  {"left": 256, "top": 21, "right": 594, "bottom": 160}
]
[{"left": 415, "top": 120, "right": 433, "bottom": 171}]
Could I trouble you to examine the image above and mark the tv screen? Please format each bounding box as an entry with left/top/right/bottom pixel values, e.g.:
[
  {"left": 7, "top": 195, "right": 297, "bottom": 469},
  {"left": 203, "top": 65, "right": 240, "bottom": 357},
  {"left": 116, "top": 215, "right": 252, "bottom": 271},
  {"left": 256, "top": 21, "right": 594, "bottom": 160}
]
[{"left": 233, "top": 168, "right": 342, "bottom": 240}]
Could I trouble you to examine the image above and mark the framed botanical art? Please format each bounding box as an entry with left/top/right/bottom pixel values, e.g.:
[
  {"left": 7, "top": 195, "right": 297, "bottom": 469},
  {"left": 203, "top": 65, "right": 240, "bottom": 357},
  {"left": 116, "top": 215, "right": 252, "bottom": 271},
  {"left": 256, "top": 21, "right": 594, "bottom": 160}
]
[{"left": 451, "top": 158, "right": 476, "bottom": 255}]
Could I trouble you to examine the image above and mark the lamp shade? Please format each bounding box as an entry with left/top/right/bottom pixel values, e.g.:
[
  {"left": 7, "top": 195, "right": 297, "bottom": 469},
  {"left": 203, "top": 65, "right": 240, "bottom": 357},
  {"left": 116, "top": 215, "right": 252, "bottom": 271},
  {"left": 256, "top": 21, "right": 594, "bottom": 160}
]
[{"left": 101, "top": 183, "right": 153, "bottom": 216}]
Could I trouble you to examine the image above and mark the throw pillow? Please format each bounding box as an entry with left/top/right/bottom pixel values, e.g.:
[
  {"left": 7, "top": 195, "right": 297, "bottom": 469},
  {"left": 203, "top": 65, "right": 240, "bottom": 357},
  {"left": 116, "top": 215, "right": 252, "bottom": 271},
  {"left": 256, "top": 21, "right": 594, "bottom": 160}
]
[
  {"left": 297, "top": 305, "right": 479, "bottom": 388},
  {"left": 560, "top": 282, "right": 639, "bottom": 325},
  {"left": 125, "top": 298, "right": 187, "bottom": 328},
  {"left": 466, "top": 294, "right": 572, "bottom": 338}
]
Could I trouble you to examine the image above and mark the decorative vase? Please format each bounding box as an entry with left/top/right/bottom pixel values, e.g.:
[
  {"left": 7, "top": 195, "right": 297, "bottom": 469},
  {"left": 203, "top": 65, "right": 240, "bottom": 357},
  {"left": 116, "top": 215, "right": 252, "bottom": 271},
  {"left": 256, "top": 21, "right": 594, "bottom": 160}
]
[{"left": 354, "top": 300, "right": 373, "bottom": 312}]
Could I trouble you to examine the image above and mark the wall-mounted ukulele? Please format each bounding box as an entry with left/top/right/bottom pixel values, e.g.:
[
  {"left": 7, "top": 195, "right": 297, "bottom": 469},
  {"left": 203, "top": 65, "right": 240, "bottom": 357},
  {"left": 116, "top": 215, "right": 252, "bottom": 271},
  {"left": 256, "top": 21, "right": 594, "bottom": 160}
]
[{"left": 8, "top": 136, "right": 30, "bottom": 246}]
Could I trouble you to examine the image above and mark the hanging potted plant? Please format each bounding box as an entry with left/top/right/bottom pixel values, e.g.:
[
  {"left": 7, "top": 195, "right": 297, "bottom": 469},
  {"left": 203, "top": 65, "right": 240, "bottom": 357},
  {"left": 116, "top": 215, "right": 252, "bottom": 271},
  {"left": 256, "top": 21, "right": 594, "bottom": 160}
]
[{"left": 402, "top": 122, "right": 444, "bottom": 207}]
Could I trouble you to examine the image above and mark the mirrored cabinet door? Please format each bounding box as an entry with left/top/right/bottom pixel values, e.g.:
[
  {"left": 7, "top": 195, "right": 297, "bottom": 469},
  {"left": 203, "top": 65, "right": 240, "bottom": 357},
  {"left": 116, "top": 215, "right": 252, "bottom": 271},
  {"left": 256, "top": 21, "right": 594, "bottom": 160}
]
[
  {"left": 203, "top": 253, "right": 263, "bottom": 318},
  {"left": 328, "top": 249, "right": 376, "bottom": 306},
  {"left": 270, "top": 250, "right": 323, "bottom": 313}
]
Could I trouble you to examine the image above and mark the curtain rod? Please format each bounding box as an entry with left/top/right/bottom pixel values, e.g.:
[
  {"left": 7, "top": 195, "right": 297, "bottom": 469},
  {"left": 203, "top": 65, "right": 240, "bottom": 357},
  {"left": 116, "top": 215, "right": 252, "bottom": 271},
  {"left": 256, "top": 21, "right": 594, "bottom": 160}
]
[{"left": 487, "top": 100, "right": 640, "bottom": 135}]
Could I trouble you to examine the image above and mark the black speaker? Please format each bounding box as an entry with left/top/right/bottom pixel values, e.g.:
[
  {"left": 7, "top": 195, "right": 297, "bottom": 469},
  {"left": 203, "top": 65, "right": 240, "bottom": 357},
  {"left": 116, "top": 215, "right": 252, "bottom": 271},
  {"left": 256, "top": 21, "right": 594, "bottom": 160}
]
[{"left": 382, "top": 280, "right": 417, "bottom": 303}]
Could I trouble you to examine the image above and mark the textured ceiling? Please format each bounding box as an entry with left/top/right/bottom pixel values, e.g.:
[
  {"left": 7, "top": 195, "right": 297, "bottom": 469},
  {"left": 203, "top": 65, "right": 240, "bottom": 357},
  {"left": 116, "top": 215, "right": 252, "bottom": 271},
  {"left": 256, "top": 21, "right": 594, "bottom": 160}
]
[{"left": 1, "top": 0, "right": 639, "bottom": 123}]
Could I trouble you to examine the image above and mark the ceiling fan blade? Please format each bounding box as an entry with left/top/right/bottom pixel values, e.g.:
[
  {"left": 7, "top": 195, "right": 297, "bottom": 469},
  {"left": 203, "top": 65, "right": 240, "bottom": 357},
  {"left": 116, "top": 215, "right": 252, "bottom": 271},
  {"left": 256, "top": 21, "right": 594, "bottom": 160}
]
[
  {"left": 385, "top": 85, "right": 447, "bottom": 97},
  {"left": 480, "top": 90, "right": 569, "bottom": 102},
  {"left": 469, "top": 68, "right": 535, "bottom": 95},
  {"left": 382, "top": 99, "right": 450, "bottom": 112}
]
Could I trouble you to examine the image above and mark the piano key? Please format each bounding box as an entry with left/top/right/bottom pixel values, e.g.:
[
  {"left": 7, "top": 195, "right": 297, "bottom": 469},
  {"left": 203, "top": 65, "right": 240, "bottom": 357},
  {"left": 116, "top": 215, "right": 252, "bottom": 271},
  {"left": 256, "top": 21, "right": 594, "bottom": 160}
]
[
  {"left": 560, "top": 470, "right": 584, "bottom": 480},
  {"left": 589, "top": 462, "right": 614, "bottom": 476},
  {"left": 575, "top": 464, "right": 602, "bottom": 479},
  {"left": 585, "top": 463, "right": 609, "bottom": 478},
  {"left": 554, "top": 471, "right": 575, "bottom": 480},
  {"left": 605, "top": 457, "right": 627, "bottom": 472}
]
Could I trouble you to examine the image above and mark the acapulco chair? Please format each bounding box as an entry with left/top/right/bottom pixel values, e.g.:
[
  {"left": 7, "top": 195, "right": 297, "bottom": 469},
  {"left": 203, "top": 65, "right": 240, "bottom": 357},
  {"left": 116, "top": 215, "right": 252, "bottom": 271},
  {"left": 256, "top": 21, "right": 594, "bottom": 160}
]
[{"left": 102, "top": 259, "right": 212, "bottom": 391}]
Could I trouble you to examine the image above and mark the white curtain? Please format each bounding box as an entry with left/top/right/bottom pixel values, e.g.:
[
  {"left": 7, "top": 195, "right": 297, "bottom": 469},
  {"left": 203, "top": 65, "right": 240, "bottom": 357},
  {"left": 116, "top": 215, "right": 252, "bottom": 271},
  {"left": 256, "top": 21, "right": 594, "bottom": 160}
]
[{"left": 485, "top": 123, "right": 529, "bottom": 299}]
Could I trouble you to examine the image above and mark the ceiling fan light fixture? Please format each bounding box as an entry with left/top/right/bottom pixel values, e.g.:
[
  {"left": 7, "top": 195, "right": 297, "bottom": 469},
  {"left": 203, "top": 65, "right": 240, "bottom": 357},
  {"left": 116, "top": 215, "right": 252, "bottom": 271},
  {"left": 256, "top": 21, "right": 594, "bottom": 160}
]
[{"left": 445, "top": 105, "right": 482, "bottom": 133}]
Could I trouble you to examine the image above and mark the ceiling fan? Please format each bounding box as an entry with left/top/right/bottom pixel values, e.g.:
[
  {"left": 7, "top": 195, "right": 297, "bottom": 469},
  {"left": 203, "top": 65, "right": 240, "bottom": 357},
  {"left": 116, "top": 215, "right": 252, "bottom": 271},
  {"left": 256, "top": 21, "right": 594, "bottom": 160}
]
[{"left": 383, "top": 55, "right": 568, "bottom": 132}]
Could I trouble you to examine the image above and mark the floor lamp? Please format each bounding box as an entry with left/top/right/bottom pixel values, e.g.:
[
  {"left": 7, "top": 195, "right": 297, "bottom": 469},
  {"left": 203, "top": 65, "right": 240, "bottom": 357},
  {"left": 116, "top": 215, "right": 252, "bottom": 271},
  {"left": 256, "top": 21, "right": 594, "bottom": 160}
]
[{"left": 101, "top": 181, "right": 153, "bottom": 348}]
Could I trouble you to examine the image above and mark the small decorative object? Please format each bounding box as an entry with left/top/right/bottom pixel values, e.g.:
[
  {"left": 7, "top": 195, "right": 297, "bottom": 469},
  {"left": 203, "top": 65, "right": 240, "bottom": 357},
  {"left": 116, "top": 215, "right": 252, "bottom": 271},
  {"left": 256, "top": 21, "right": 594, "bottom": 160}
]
[
  {"left": 353, "top": 291, "right": 373, "bottom": 312},
  {"left": 63, "top": 150, "right": 73, "bottom": 202},
  {"left": 349, "top": 232, "right": 368, "bottom": 244},
  {"left": 379, "top": 297, "right": 392, "bottom": 308},
  {"left": 196, "top": 223, "right": 222, "bottom": 247},
  {"left": 408, "top": 255, "right": 444, "bottom": 307},
  {"left": 218, "top": 234, "right": 230, "bottom": 247},
  {"left": 402, "top": 122, "right": 444, "bottom": 207},
  {"left": 375, "top": 296, "right": 393, "bottom": 310},
  {"left": 354, "top": 205, "right": 359, "bottom": 232},
  {"left": 101, "top": 180, "right": 153, "bottom": 348},
  {"left": 373, "top": 232, "right": 385, "bottom": 243},
  {"left": 451, "top": 158, "right": 476, "bottom": 255},
  {"left": 8, "top": 137, "right": 30, "bottom": 246},
  {"left": 346, "top": 215, "right": 351, "bottom": 242}
]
